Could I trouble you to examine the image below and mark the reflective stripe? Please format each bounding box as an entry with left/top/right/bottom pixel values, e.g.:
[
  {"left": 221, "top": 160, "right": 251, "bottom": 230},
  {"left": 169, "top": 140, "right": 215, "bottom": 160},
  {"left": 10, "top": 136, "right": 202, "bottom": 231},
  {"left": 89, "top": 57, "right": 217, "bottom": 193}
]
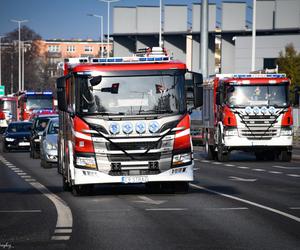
[
  {"left": 175, "top": 128, "right": 190, "bottom": 139},
  {"left": 74, "top": 131, "right": 92, "bottom": 141}
]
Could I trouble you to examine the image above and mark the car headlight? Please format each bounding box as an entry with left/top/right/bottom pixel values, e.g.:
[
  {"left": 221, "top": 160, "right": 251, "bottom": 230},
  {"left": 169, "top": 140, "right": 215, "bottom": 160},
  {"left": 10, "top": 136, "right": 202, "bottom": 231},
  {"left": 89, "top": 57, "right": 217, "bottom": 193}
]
[
  {"left": 280, "top": 127, "right": 293, "bottom": 136},
  {"left": 76, "top": 156, "right": 97, "bottom": 169},
  {"left": 46, "top": 142, "right": 57, "bottom": 150},
  {"left": 172, "top": 153, "right": 192, "bottom": 167},
  {"left": 5, "top": 137, "right": 15, "bottom": 142}
]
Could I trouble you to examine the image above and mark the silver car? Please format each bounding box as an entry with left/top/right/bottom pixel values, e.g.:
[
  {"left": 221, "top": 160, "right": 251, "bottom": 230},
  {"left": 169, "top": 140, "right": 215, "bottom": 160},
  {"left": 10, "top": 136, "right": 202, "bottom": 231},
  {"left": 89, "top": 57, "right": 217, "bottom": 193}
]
[{"left": 40, "top": 118, "right": 59, "bottom": 168}]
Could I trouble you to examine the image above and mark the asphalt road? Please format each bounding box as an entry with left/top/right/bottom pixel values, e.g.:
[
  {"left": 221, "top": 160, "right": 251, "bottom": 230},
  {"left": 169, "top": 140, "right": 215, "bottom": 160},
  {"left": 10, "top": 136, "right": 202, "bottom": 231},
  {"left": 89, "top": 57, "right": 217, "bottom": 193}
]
[{"left": 0, "top": 146, "right": 300, "bottom": 250}]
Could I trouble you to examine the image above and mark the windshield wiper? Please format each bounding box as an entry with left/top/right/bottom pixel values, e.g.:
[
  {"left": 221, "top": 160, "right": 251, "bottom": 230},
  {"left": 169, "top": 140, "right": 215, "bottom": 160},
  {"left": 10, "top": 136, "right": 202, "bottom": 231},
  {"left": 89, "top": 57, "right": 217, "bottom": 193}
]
[
  {"left": 81, "top": 112, "right": 125, "bottom": 116},
  {"left": 138, "top": 109, "right": 173, "bottom": 115}
]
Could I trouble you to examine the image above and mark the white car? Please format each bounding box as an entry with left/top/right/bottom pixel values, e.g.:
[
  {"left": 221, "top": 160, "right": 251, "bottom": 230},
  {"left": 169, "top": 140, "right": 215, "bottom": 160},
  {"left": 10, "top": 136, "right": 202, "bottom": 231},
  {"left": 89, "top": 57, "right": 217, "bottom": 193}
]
[{"left": 40, "top": 118, "right": 59, "bottom": 168}]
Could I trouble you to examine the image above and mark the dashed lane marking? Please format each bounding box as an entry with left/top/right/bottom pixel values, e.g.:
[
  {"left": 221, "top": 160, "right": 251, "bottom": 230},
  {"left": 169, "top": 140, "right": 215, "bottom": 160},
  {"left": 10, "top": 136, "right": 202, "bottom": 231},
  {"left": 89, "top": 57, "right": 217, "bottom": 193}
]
[
  {"left": 237, "top": 166, "right": 249, "bottom": 169},
  {"left": 287, "top": 174, "right": 300, "bottom": 178},
  {"left": 268, "top": 171, "right": 283, "bottom": 174},
  {"left": 272, "top": 166, "right": 300, "bottom": 170},
  {"left": 190, "top": 183, "right": 300, "bottom": 223},
  {"left": 252, "top": 169, "right": 266, "bottom": 172},
  {"left": 225, "top": 164, "right": 236, "bottom": 167},
  {"left": 0, "top": 157, "right": 73, "bottom": 241},
  {"left": 212, "top": 162, "right": 222, "bottom": 165},
  {"left": 145, "top": 208, "right": 188, "bottom": 211}
]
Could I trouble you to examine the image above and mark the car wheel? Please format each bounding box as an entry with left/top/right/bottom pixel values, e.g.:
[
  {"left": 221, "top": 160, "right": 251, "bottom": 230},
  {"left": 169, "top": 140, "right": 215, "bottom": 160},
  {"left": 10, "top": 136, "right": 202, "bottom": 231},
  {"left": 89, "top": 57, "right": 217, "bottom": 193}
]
[{"left": 2, "top": 144, "right": 8, "bottom": 153}]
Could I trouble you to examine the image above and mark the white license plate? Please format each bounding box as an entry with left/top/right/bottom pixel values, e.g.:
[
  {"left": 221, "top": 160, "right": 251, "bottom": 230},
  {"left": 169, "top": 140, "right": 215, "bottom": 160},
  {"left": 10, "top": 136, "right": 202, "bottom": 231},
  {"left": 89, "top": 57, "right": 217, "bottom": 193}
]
[
  {"left": 19, "top": 142, "right": 30, "bottom": 146},
  {"left": 121, "top": 176, "right": 149, "bottom": 184}
]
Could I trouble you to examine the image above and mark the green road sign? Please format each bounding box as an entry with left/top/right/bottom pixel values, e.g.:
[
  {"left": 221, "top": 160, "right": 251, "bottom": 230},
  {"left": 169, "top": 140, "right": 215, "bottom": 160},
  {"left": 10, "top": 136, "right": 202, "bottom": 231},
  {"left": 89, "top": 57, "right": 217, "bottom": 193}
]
[{"left": 0, "top": 86, "right": 5, "bottom": 96}]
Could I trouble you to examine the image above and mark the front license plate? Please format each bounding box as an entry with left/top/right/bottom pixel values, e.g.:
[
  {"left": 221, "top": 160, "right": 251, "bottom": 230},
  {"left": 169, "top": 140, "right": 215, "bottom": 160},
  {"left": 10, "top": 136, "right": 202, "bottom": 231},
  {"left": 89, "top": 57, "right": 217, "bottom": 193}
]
[
  {"left": 122, "top": 176, "right": 149, "bottom": 184},
  {"left": 19, "top": 142, "right": 30, "bottom": 146}
]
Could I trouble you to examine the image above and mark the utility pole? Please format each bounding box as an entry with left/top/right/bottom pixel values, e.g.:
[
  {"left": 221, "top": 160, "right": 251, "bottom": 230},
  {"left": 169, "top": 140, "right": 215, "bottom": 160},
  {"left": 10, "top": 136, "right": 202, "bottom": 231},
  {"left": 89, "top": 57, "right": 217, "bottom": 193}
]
[
  {"left": 11, "top": 19, "right": 28, "bottom": 91},
  {"left": 87, "top": 14, "right": 104, "bottom": 57},
  {"left": 0, "top": 36, "right": 3, "bottom": 86},
  {"left": 200, "top": 0, "right": 208, "bottom": 78},
  {"left": 100, "top": 0, "right": 120, "bottom": 58},
  {"left": 251, "top": 0, "right": 256, "bottom": 72},
  {"left": 159, "top": 0, "right": 163, "bottom": 47}
]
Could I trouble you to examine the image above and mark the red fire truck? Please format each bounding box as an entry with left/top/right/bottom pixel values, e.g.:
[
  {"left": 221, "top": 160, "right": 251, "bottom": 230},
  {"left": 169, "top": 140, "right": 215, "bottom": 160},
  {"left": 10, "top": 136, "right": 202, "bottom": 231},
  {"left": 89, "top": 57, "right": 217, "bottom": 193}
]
[
  {"left": 202, "top": 74, "right": 293, "bottom": 162},
  {"left": 56, "top": 48, "right": 202, "bottom": 195},
  {"left": 17, "top": 91, "right": 56, "bottom": 120},
  {"left": 0, "top": 96, "right": 18, "bottom": 133}
]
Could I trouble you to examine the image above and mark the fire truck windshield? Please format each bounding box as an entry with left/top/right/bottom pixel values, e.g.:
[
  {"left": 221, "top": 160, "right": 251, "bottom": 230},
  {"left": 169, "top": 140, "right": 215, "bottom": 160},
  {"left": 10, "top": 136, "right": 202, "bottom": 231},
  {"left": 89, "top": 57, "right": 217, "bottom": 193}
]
[
  {"left": 27, "top": 97, "right": 53, "bottom": 110},
  {"left": 226, "top": 83, "right": 289, "bottom": 107},
  {"left": 78, "top": 74, "right": 186, "bottom": 116}
]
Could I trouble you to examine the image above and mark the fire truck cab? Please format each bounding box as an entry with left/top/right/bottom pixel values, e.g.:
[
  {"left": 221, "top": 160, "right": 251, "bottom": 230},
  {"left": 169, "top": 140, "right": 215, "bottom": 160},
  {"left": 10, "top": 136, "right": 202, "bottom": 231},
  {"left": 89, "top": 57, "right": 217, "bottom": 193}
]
[
  {"left": 57, "top": 48, "right": 202, "bottom": 195},
  {"left": 202, "top": 74, "right": 293, "bottom": 162}
]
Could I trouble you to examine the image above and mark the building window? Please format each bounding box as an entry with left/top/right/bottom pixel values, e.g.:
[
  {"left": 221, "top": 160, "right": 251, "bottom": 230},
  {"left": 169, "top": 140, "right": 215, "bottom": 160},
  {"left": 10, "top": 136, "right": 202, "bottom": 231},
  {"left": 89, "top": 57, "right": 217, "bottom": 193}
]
[
  {"left": 264, "top": 58, "right": 277, "bottom": 69},
  {"left": 84, "top": 46, "right": 93, "bottom": 52},
  {"left": 67, "top": 45, "right": 75, "bottom": 52},
  {"left": 48, "top": 45, "right": 60, "bottom": 52}
]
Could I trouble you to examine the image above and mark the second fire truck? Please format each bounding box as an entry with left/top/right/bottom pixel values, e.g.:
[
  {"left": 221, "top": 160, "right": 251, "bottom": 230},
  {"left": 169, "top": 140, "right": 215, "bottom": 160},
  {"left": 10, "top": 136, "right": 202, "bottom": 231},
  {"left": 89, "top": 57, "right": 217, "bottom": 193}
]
[{"left": 202, "top": 74, "right": 293, "bottom": 162}]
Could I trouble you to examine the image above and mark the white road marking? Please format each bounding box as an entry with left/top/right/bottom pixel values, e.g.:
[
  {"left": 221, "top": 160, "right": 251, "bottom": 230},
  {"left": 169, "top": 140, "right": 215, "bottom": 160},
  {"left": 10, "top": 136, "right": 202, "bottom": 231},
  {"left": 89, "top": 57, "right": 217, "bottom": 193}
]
[
  {"left": 287, "top": 174, "right": 300, "bottom": 178},
  {"left": 290, "top": 207, "right": 300, "bottom": 210},
  {"left": 237, "top": 166, "right": 249, "bottom": 169},
  {"left": 145, "top": 208, "right": 187, "bottom": 211},
  {"left": 21, "top": 175, "right": 31, "bottom": 178},
  {"left": 229, "top": 176, "right": 257, "bottom": 182},
  {"left": 54, "top": 228, "right": 72, "bottom": 233},
  {"left": 135, "top": 196, "right": 166, "bottom": 205},
  {"left": 210, "top": 207, "right": 248, "bottom": 210},
  {"left": 268, "top": 171, "right": 282, "bottom": 174},
  {"left": 272, "top": 166, "right": 300, "bottom": 170},
  {"left": 190, "top": 183, "right": 300, "bottom": 223},
  {"left": 51, "top": 236, "right": 71, "bottom": 240},
  {"left": 225, "top": 164, "right": 235, "bottom": 167},
  {"left": 0, "top": 157, "right": 73, "bottom": 241},
  {"left": 200, "top": 160, "right": 210, "bottom": 163},
  {"left": 212, "top": 162, "right": 222, "bottom": 165},
  {"left": 0, "top": 210, "right": 42, "bottom": 213},
  {"left": 252, "top": 169, "right": 266, "bottom": 172}
]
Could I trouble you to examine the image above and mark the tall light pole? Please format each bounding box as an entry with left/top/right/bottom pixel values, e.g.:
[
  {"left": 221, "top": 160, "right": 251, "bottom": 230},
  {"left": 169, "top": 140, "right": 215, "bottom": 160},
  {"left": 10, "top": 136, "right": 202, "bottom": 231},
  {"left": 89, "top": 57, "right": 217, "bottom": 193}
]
[
  {"left": 159, "top": 0, "right": 163, "bottom": 47},
  {"left": 21, "top": 40, "right": 31, "bottom": 91},
  {"left": 11, "top": 19, "right": 28, "bottom": 91},
  {"left": 251, "top": 0, "right": 256, "bottom": 72},
  {"left": 0, "top": 36, "right": 4, "bottom": 86},
  {"left": 100, "top": 0, "right": 120, "bottom": 58},
  {"left": 87, "top": 14, "right": 104, "bottom": 57}
]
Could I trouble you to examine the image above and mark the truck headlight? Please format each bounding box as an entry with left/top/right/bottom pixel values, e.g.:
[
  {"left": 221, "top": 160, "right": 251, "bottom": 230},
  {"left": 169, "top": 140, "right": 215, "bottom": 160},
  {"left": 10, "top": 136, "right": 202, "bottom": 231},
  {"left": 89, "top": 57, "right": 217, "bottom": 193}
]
[
  {"left": 172, "top": 153, "right": 192, "bottom": 167},
  {"left": 280, "top": 127, "right": 293, "bottom": 136},
  {"left": 224, "top": 128, "right": 238, "bottom": 136},
  {"left": 76, "top": 156, "right": 97, "bottom": 169},
  {"left": 5, "top": 137, "right": 15, "bottom": 142}
]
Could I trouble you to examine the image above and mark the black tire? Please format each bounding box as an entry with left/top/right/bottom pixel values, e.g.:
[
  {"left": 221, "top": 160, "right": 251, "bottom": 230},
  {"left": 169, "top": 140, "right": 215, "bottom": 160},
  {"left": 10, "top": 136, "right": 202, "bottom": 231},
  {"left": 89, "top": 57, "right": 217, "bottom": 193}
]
[
  {"left": 255, "top": 152, "right": 264, "bottom": 161},
  {"left": 72, "top": 185, "right": 93, "bottom": 196},
  {"left": 62, "top": 175, "right": 72, "bottom": 191},
  {"left": 2, "top": 144, "right": 8, "bottom": 153},
  {"left": 280, "top": 151, "right": 292, "bottom": 162},
  {"left": 32, "top": 149, "right": 40, "bottom": 159},
  {"left": 217, "top": 147, "right": 229, "bottom": 162}
]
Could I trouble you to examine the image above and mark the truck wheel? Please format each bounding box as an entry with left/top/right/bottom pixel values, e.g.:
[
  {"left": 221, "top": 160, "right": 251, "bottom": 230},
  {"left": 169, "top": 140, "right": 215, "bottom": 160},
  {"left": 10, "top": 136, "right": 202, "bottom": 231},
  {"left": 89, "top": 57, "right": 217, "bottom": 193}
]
[
  {"left": 217, "top": 145, "right": 229, "bottom": 162},
  {"left": 205, "top": 140, "right": 214, "bottom": 160},
  {"left": 62, "top": 175, "right": 72, "bottom": 192},
  {"left": 255, "top": 152, "right": 264, "bottom": 161},
  {"left": 280, "top": 151, "right": 292, "bottom": 162},
  {"left": 72, "top": 185, "right": 93, "bottom": 196}
]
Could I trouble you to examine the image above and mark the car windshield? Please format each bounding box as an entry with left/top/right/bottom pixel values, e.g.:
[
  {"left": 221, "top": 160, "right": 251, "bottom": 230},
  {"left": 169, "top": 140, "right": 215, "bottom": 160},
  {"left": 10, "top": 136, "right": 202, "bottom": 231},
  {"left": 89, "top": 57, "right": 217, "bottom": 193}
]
[
  {"left": 78, "top": 73, "right": 186, "bottom": 116},
  {"left": 8, "top": 123, "right": 32, "bottom": 133},
  {"left": 226, "top": 83, "right": 289, "bottom": 107},
  {"left": 34, "top": 118, "right": 50, "bottom": 131},
  {"left": 48, "top": 120, "right": 59, "bottom": 134},
  {"left": 27, "top": 97, "right": 53, "bottom": 110}
]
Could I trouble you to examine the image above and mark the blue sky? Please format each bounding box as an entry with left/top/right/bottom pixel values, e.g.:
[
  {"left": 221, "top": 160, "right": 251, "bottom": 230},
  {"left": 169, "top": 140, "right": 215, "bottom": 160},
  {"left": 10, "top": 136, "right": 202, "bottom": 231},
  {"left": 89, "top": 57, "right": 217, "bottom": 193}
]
[{"left": 0, "top": 0, "right": 252, "bottom": 40}]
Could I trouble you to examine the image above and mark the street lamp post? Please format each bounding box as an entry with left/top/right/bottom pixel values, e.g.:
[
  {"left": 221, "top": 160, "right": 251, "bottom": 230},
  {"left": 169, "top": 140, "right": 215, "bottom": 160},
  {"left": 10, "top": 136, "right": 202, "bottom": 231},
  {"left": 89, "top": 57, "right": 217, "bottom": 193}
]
[
  {"left": 251, "top": 0, "right": 256, "bottom": 72},
  {"left": 11, "top": 19, "right": 28, "bottom": 91},
  {"left": 0, "top": 36, "right": 3, "bottom": 86},
  {"left": 87, "top": 14, "right": 104, "bottom": 57},
  {"left": 100, "top": 0, "right": 120, "bottom": 58},
  {"left": 21, "top": 40, "right": 31, "bottom": 91},
  {"left": 159, "top": 0, "right": 163, "bottom": 47}
]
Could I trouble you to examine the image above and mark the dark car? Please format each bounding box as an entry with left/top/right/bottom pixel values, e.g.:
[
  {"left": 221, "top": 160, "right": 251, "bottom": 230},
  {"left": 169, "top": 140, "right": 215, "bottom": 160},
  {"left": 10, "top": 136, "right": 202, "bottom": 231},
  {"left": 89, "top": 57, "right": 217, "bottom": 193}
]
[
  {"left": 2, "top": 121, "right": 32, "bottom": 152},
  {"left": 30, "top": 114, "right": 58, "bottom": 158}
]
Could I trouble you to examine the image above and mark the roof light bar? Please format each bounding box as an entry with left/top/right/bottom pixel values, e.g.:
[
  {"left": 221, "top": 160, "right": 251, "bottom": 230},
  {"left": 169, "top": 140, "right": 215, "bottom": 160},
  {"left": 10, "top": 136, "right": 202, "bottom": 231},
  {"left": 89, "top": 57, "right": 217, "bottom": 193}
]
[
  {"left": 217, "top": 73, "right": 286, "bottom": 79},
  {"left": 90, "top": 55, "right": 170, "bottom": 64}
]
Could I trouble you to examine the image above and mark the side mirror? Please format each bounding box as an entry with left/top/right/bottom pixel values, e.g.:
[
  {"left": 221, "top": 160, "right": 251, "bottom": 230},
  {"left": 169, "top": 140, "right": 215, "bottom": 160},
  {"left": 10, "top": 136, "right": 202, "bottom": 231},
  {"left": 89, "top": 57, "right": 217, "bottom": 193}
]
[
  {"left": 192, "top": 72, "right": 203, "bottom": 108},
  {"left": 90, "top": 75, "right": 102, "bottom": 86},
  {"left": 56, "top": 76, "right": 68, "bottom": 112}
]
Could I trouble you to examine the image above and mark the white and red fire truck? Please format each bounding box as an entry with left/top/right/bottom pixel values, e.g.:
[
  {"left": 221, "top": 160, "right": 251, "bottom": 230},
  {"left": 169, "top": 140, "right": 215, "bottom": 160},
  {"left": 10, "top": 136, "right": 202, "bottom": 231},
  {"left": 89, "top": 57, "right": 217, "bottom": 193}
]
[
  {"left": 202, "top": 73, "right": 293, "bottom": 162},
  {"left": 56, "top": 48, "right": 202, "bottom": 195}
]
